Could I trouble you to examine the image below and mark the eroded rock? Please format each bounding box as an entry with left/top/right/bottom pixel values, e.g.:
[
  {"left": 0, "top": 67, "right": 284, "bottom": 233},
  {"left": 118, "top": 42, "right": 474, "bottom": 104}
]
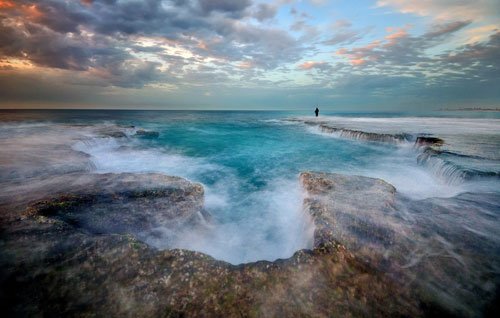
[
  {"left": 23, "top": 173, "right": 205, "bottom": 236},
  {"left": 0, "top": 172, "right": 421, "bottom": 317},
  {"left": 300, "top": 171, "right": 500, "bottom": 317},
  {"left": 415, "top": 136, "right": 444, "bottom": 147}
]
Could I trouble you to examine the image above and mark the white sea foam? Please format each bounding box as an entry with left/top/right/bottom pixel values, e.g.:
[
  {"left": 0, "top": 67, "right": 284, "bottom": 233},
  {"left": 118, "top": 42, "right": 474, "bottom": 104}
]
[
  {"left": 292, "top": 116, "right": 499, "bottom": 197},
  {"left": 143, "top": 178, "right": 314, "bottom": 264},
  {"left": 292, "top": 115, "right": 500, "bottom": 135},
  {"left": 2, "top": 113, "right": 498, "bottom": 314},
  {"left": 72, "top": 133, "right": 314, "bottom": 264}
]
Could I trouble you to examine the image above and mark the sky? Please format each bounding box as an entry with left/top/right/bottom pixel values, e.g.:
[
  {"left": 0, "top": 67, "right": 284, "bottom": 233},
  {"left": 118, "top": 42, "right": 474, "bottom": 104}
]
[{"left": 0, "top": 0, "right": 499, "bottom": 110}]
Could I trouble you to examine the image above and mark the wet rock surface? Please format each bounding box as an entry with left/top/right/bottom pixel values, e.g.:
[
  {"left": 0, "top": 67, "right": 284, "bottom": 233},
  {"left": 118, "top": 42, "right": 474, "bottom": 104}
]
[
  {"left": 1, "top": 172, "right": 421, "bottom": 317},
  {"left": 23, "top": 173, "right": 206, "bottom": 237},
  {"left": 301, "top": 171, "right": 500, "bottom": 317},
  {"left": 134, "top": 129, "right": 160, "bottom": 138},
  {"left": 415, "top": 136, "right": 445, "bottom": 147},
  {"left": 417, "top": 147, "right": 500, "bottom": 183},
  {"left": 318, "top": 124, "right": 412, "bottom": 144}
]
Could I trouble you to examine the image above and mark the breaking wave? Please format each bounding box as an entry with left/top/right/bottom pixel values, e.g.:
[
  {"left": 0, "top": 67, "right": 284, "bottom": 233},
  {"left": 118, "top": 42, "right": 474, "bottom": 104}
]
[
  {"left": 288, "top": 116, "right": 500, "bottom": 187},
  {"left": 417, "top": 148, "right": 500, "bottom": 185},
  {"left": 318, "top": 124, "right": 413, "bottom": 144}
]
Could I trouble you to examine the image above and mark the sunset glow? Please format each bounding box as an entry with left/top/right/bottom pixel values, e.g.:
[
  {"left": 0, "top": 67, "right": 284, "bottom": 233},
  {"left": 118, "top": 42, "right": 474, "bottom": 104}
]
[{"left": 0, "top": 0, "right": 498, "bottom": 109}]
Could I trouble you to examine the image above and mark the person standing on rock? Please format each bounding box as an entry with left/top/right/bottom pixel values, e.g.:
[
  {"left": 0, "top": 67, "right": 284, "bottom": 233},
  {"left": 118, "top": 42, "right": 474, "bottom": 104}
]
[{"left": 314, "top": 107, "right": 319, "bottom": 117}]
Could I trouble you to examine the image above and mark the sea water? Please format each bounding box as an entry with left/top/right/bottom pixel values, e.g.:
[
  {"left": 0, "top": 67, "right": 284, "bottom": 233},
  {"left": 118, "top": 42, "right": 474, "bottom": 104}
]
[{"left": 0, "top": 110, "right": 499, "bottom": 265}]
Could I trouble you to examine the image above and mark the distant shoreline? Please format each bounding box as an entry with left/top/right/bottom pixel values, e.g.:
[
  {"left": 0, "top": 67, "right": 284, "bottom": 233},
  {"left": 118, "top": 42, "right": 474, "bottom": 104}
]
[{"left": 439, "top": 108, "right": 500, "bottom": 112}]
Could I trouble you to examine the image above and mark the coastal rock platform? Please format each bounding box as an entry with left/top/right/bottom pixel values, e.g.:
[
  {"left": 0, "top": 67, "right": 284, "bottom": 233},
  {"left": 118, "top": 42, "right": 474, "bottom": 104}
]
[{"left": 0, "top": 172, "right": 423, "bottom": 317}]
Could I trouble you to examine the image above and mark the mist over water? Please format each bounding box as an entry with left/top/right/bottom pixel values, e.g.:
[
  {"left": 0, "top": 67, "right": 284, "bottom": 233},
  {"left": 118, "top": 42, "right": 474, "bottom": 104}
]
[{"left": 1, "top": 110, "right": 499, "bottom": 269}]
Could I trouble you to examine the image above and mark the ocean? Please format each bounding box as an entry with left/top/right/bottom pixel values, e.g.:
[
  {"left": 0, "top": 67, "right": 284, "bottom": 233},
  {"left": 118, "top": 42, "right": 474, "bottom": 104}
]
[
  {"left": 1, "top": 109, "right": 499, "bottom": 315},
  {"left": 1, "top": 109, "right": 499, "bottom": 263}
]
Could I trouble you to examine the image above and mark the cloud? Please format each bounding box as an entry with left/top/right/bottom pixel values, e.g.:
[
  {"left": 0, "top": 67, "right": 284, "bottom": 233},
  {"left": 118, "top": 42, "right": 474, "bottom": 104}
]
[
  {"left": 424, "top": 20, "right": 472, "bottom": 39},
  {"left": 198, "top": 0, "right": 252, "bottom": 16},
  {"left": 0, "top": 0, "right": 309, "bottom": 89},
  {"left": 439, "top": 31, "right": 500, "bottom": 75},
  {"left": 322, "top": 20, "right": 371, "bottom": 47},
  {"left": 376, "top": 0, "right": 500, "bottom": 21},
  {"left": 324, "top": 25, "right": 500, "bottom": 105},
  {"left": 0, "top": 0, "right": 498, "bottom": 109},
  {"left": 323, "top": 29, "right": 363, "bottom": 46},
  {"left": 335, "top": 21, "right": 471, "bottom": 67},
  {"left": 253, "top": 3, "right": 277, "bottom": 22},
  {"left": 298, "top": 61, "right": 330, "bottom": 71}
]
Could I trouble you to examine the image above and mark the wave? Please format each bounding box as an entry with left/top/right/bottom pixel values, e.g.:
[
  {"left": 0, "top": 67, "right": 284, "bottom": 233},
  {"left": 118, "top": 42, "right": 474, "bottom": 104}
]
[
  {"left": 417, "top": 148, "right": 500, "bottom": 185},
  {"left": 72, "top": 132, "right": 314, "bottom": 264},
  {"left": 286, "top": 119, "right": 415, "bottom": 145},
  {"left": 288, "top": 115, "right": 500, "bottom": 135},
  {"left": 317, "top": 124, "right": 414, "bottom": 144},
  {"left": 287, "top": 118, "right": 499, "bottom": 186}
]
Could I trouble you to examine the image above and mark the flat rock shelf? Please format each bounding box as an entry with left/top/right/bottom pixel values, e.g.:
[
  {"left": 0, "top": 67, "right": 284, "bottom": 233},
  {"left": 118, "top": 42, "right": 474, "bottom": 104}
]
[{"left": 0, "top": 171, "right": 430, "bottom": 317}]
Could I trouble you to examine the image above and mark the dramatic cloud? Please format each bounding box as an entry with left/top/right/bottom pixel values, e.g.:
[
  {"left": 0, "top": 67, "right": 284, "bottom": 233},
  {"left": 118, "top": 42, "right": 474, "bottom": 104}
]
[
  {"left": 0, "top": 0, "right": 499, "bottom": 109},
  {"left": 376, "top": 0, "right": 500, "bottom": 21},
  {"left": 298, "top": 61, "right": 330, "bottom": 71},
  {"left": 335, "top": 21, "right": 471, "bottom": 66}
]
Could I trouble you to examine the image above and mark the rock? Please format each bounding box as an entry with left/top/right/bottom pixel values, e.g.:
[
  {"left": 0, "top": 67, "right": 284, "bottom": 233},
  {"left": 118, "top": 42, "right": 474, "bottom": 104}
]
[
  {"left": 96, "top": 127, "right": 128, "bottom": 138},
  {"left": 285, "top": 119, "right": 413, "bottom": 144},
  {"left": 300, "top": 171, "right": 500, "bottom": 317},
  {"left": 0, "top": 172, "right": 421, "bottom": 317},
  {"left": 417, "top": 148, "right": 500, "bottom": 184},
  {"left": 23, "top": 173, "right": 206, "bottom": 236},
  {"left": 299, "top": 171, "right": 407, "bottom": 267},
  {"left": 134, "top": 130, "right": 159, "bottom": 138},
  {"left": 105, "top": 131, "right": 127, "bottom": 138},
  {"left": 318, "top": 124, "right": 412, "bottom": 144},
  {"left": 415, "top": 136, "right": 444, "bottom": 147}
]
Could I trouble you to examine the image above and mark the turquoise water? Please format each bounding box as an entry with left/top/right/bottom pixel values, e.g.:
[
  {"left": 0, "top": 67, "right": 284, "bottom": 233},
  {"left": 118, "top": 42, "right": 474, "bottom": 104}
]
[{"left": 1, "top": 110, "right": 499, "bottom": 264}]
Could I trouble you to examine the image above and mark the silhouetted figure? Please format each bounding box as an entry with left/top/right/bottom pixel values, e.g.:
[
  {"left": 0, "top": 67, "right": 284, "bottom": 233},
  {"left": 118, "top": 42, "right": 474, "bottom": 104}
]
[{"left": 314, "top": 107, "right": 319, "bottom": 117}]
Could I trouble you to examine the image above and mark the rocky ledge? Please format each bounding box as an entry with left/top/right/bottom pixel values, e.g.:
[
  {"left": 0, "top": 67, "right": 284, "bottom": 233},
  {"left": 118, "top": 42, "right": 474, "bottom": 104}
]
[
  {"left": 0, "top": 172, "right": 425, "bottom": 317},
  {"left": 301, "top": 172, "right": 500, "bottom": 317}
]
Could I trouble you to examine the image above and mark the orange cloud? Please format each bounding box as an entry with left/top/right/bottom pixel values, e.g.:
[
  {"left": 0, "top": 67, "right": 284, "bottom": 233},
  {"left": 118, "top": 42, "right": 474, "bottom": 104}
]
[
  {"left": 350, "top": 59, "right": 366, "bottom": 66},
  {"left": 376, "top": 0, "right": 496, "bottom": 21},
  {"left": 21, "top": 4, "right": 43, "bottom": 20},
  {"left": 0, "top": 0, "right": 15, "bottom": 9},
  {"left": 298, "top": 61, "right": 328, "bottom": 70},
  {"left": 238, "top": 60, "right": 254, "bottom": 69},
  {"left": 336, "top": 40, "right": 382, "bottom": 66},
  {"left": 465, "top": 25, "right": 499, "bottom": 44},
  {"left": 384, "top": 26, "right": 410, "bottom": 47},
  {"left": 197, "top": 40, "right": 208, "bottom": 50},
  {"left": 385, "top": 29, "right": 407, "bottom": 41}
]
